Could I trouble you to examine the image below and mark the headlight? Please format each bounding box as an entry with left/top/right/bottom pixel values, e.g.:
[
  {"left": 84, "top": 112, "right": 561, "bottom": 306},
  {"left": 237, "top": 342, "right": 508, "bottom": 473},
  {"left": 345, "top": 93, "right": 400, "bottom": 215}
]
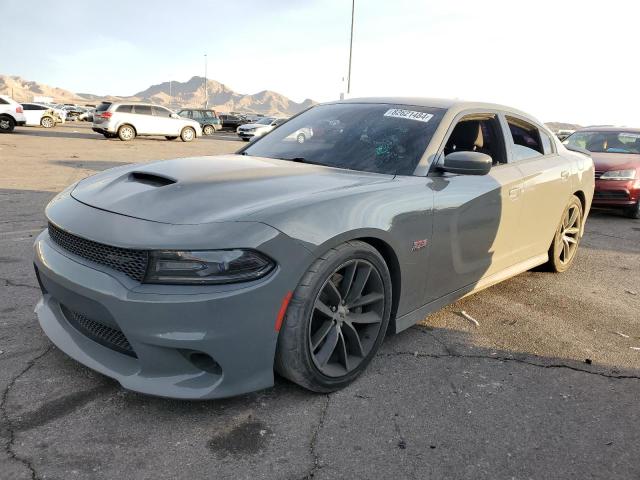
[
  {"left": 600, "top": 169, "right": 637, "bottom": 180},
  {"left": 145, "top": 250, "right": 275, "bottom": 285}
]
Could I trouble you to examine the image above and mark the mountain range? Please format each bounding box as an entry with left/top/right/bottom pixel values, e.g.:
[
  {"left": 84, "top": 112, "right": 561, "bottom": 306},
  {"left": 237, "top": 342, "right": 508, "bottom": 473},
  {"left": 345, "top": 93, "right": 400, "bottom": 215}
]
[{"left": 0, "top": 75, "right": 316, "bottom": 116}]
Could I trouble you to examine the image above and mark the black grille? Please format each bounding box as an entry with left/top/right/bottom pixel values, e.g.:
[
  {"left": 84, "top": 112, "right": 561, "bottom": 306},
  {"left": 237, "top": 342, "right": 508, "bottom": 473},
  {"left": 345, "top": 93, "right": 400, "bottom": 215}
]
[
  {"left": 594, "top": 190, "right": 629, "bottom": 200},
  {"left": 48, "top": 222, "right": 148, "bottom": 282},
  {"left": 62, "top": 305, "right": 136, "bottom": 357},
  {"left": 594, "top": 170, "right": 604, "bottom": 180}
]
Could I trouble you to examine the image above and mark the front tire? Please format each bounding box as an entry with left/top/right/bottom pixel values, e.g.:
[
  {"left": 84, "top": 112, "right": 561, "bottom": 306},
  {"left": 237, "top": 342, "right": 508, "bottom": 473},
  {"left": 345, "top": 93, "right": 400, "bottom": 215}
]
[
  {"left": 275, "top": 241, "right": 392, "bottom": 392},
  {"left": 117, "top": 124, "right": 136, "bottom": 141},
  {"left": 203, "top": 124, "right": 214, "bottom": 135},
  {"left": 180, "top": 126, "right": 195, "bottom": 142},
  {"left": 624, "top": 201, "right": 640, "bottom": 219},
  {"left": 0, "top": 116, "right": 16, "bottom": 133},
  {"left": 544, "top": 195, "right": 583, "bottom": 272}
]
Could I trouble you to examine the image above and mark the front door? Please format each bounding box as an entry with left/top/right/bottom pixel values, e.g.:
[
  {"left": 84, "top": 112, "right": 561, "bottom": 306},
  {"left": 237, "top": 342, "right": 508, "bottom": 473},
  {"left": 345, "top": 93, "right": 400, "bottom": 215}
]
[{"left": 425, "top": 113, "right": 525, "bottom": 302}]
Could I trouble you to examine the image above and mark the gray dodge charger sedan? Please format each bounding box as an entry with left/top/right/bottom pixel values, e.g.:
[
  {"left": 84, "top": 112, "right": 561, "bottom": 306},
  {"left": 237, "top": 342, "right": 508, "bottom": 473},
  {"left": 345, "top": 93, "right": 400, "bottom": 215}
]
[{"left": 33, "top": 98, "right": 594, "bottom": 399}]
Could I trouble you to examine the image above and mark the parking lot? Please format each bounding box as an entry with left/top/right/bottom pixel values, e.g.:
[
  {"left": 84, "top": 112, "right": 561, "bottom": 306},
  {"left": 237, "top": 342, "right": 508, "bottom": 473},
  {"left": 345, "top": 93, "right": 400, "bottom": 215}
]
[{"left": 1, "top": 122, "right": 639, "bottom": 479}]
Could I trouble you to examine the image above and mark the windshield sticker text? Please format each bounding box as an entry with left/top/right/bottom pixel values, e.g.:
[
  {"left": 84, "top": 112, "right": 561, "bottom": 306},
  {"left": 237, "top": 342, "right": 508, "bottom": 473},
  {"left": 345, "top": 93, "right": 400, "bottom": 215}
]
[{"left": 384, "top": 109, "right": 433, "bottom": 123}]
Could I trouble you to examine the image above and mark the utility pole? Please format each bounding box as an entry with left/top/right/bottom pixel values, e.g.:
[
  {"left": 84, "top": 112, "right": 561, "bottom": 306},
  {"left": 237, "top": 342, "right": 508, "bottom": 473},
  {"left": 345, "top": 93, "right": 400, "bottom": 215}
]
[
  {"left": 347, "top": 0, "right": 355, "bottom": 95},
  {"left": 204, "top": 54, "right": 208, "bottom": 109}
]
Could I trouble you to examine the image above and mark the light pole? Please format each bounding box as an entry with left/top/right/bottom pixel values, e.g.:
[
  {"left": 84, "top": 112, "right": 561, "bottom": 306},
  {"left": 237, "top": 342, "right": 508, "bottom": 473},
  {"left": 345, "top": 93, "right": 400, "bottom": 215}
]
[
  {"left": 204, "top": 54, "right": 208, "bottom": 109},
  {"left": 347, "top": 0, "right": 355, "bottom": 95}
]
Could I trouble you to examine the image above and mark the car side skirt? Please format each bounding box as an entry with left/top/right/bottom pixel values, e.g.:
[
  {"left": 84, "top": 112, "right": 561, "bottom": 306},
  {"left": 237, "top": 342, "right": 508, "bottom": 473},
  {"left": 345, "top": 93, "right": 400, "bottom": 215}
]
[{"left": 394, "top": 253, "right": 548, "bottom": 333}]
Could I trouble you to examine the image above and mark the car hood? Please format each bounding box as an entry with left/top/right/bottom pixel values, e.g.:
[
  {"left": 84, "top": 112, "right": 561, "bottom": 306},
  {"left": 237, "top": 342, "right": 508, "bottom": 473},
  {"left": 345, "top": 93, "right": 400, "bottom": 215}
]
[
  {"left": 70, "top": 154, "right": 393, "bottom": 225},
  {"left": 590, "top": 152, "right": 640, "bottom": 171}
]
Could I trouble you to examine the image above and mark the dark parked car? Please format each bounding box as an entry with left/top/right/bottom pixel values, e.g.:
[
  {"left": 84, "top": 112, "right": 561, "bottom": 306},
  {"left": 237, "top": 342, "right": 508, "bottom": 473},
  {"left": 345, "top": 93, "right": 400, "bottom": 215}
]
[
  {"left": 564, "top": 127, "right": 640, "bottom": 218},
  {"left": 177, "top": 109, "right": 221, "bottom": 135},
  {"left": 219, "top": 114, "right": 248, "bottom": 131},
  {"left": 33, "top": 98, "right": 594, "bottom": 399}
]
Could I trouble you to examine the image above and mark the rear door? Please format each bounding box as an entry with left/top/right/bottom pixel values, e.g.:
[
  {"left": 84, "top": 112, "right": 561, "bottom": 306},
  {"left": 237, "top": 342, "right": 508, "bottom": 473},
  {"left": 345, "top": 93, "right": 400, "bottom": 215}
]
[
  {"left": 426, "top": 111, "right": 525, "bottom": 302},
  {"left": 505, "top": 115, "right": 573, "bottom": 256},
  {"left": 132, "top": 105, "right": 154, "bottom": 134}
]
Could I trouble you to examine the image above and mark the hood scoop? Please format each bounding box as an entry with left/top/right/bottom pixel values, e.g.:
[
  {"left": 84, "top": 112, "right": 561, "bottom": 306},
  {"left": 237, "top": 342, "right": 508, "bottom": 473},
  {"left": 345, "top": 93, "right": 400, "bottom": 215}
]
[{"left": 129, "top": 171, "right": 176, "bottom": 187}]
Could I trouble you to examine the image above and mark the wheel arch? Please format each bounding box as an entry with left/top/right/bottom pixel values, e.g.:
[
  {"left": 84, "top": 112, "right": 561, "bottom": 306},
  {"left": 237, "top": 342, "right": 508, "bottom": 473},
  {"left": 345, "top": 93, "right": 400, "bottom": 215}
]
[
  {"left": 118, "top": 123, "right": 137, "bottom": 135},
  {"left": 355, "top": 236, "right": 402, "bottom": 335},
  {"left": 304, "top": 229, "right": 403, "bottom": 335},
  {"left": 572, "top": 189, "right": 587, "bottom": 236}
]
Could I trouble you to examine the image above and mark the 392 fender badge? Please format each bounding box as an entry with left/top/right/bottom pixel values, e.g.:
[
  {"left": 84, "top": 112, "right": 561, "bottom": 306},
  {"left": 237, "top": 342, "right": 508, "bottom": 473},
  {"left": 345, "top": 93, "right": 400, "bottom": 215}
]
[{"left": 411, "top": 239, "right": 428, "bottom": 251}]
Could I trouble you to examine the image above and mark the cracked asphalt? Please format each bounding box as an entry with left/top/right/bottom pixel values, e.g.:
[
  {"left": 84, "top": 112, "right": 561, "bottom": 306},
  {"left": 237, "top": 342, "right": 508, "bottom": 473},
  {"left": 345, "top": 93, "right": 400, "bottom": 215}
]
[{"left": 1, "top": 123, "right": 639, "bottom": 479}]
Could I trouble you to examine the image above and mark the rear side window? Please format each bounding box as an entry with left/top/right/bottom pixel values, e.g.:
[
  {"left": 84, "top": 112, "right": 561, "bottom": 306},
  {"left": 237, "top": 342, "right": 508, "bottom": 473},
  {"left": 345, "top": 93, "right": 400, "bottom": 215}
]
[
  {"left": 0, "top": 98, "right": 8, "bottom": 105},
  {"left": 116, "top": 105, "right": 133, "bottom": 113},
  {"left": 506, "top": 116, "right": 544, "bottom": 161},
  {"left": 22, "top": 104, "right": 35, "bottom": 110},
  {"left": 540, "top": 130, "right": 554, "bottom": 155},
  {"left": 133, "top": 105, "right": 152, "bottom": 115}
]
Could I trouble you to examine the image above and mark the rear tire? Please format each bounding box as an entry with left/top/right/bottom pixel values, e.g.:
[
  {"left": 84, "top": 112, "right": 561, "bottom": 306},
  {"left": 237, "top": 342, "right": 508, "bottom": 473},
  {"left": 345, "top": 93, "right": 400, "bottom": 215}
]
[
  {"left": 40, "top": 116, "right": 55, "bottom": 128},
  {"left": 624, "top": 201, "right": 640, "bottom": 219},
  {"left": 180, "top": 127, "right": 195, "bottom": 142},
  {"left": 543, "top": 195, "right": 583, "bottom": 272},
  {"left": 0, "top": 116, "right": 16, "bottom": 133},
  {"left": 203, "top": 124, "right": 214, "bottom": 135},
  {"left": 117, "top": 124, "right": 136, "bottom": 141},
  {"left": 275, "top": 241, "right": 392, "bottom": 393}
]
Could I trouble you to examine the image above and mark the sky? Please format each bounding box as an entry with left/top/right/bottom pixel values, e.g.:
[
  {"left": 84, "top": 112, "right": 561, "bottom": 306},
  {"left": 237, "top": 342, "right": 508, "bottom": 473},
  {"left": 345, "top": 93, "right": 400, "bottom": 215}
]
[{"left": 2, "top": 0, "right": 640, "bottom": 126}]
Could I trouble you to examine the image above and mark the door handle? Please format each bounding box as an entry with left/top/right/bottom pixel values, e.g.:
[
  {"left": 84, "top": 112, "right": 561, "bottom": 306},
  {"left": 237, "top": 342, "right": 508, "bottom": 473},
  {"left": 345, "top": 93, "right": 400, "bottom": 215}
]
[
  {"left": 509, "top": 187, "right": 521, "bottom": 199},
  {"left": 561, "top": 170, "right": 570, "bottom": 180}
]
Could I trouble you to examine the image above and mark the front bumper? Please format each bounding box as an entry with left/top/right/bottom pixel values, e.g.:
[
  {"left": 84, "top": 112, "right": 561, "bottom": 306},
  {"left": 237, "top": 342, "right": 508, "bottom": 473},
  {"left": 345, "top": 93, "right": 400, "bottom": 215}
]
[
  {"left": 237, "top": 130, "right": 256, "bottom": 140},
  {"left": 593, "top": 178, "right": 639, "bottom": 207},
  {"left": 33, "top": 201, "right": 311, "bottom": 399}
]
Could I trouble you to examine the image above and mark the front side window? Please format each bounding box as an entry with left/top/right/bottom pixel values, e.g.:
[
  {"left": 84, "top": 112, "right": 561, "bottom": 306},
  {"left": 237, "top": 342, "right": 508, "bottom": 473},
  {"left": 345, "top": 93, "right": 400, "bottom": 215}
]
[
  {"left": 444, "top": 115, "right": 507, "bottom": 165},
  {"left": 243, "top": 103, "right": 446, "bottom": 176},
  {"left": 565, "top": 130, "right": 640, "bottom": 154},
  {"left": 153, "top": 106, "right": 171, "bottom": 117},
  {"left": 178, "top": 110, "right": 191, "bottom": 118},
  {"left": 506, "top": 116, "right": 544, "bottom": 161}
]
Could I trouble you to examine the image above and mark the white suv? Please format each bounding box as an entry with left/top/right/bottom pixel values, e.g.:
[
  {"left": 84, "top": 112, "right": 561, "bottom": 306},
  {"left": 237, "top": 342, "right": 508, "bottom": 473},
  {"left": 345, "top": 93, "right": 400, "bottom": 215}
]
[
  {"left": 0, "top": 95, "right": 27, "bottom": 133},
  {"left": 92, "top": 102, "right": 202, "bottom": 142}
]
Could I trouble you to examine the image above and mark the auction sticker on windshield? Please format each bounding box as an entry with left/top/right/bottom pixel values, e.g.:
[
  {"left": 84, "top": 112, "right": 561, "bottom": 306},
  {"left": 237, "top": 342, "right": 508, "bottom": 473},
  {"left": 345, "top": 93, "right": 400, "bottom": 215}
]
[{"left": 384, "top": 109, "right": 433, "bottom": 123}]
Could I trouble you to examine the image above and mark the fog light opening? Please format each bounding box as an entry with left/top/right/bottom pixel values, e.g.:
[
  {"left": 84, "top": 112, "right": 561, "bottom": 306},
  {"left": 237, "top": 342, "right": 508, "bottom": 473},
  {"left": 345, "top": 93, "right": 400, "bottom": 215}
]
[{"left": 187, "top": 351, "right": 223, "bottom": 376}]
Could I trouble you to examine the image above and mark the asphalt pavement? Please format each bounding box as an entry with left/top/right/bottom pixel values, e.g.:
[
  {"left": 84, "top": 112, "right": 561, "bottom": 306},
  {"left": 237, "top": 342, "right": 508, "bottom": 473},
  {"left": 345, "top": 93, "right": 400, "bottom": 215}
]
[{"left": 1, "top": 123, "right": 639, "bottom": 479}]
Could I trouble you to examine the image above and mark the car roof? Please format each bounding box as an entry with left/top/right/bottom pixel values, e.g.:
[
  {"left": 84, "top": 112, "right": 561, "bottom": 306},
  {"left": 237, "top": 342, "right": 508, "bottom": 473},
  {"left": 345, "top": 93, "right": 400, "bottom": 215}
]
[
  {"left": 109, "top": 101, "right": 162, "bottom": 107},
  {"left": 574, "top": 126, "right": 640, "bottom": 133},
  {"left": 334, "top": 96, "right": 534, "bottom": 117}
]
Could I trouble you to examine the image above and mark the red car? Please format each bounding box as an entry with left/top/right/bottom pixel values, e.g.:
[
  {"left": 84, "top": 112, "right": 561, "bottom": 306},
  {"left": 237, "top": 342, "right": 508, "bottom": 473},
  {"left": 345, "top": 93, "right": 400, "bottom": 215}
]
[{"left": 565, "top": 127, "right": 640, "bottom": 218}]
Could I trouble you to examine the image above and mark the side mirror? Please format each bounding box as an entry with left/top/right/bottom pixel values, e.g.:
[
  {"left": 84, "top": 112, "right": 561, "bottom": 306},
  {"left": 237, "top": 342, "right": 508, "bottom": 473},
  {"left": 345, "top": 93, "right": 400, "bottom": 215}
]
[{"left": 441, "top": 151, "right": 492, "bottom": 175}]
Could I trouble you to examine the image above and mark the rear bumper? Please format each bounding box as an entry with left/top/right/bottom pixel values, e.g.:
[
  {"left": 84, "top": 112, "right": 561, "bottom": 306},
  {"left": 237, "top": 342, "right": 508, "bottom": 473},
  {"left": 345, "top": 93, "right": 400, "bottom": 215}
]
[{"left": 592, "top": 178, "right": 639, "bottom": 207}]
